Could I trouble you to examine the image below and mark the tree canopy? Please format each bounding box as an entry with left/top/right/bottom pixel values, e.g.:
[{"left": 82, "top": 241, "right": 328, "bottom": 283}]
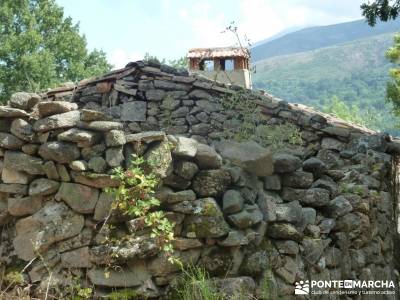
[
  {"left": 361, "top": 0, "right": 400, "bottom": 26},
  {"left": 0, "top": 0, "right": 112, "bottom": 102}
]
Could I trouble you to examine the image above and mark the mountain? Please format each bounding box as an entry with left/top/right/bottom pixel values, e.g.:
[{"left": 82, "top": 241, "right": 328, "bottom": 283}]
[
  {"left": 251, "top": 19, "right": 400, "bottom": 62},
  {"left": 252, "top": 33, "right": 399, "bottom": 135},
  {"left": 250, "top": 26, "right": 306, "bottom": 47}
]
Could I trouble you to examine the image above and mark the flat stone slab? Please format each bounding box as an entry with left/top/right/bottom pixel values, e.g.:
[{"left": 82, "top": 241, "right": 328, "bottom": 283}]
[
  {"left": 120, "top": 101, "right": 146, "bottom": 122},
  {"left": 125, "top": 131, "right": 166, "bottom": 143}
]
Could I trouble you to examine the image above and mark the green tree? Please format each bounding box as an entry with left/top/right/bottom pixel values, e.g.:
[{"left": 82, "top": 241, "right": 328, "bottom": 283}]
[
  {"left": 0, "top": 0, "right": 112, "bottom": 102},
  {"left": 323, "top": 96, "right": 377, "bottom": 127},
  {"left": 361, "top": 0, "right": 400, "bottom": 26},
  {"left": 144, "top": 53, "right": 188, "bottom": 70},
  {"left": 386, "top": 34, "right": 400, "bottom": 115}
]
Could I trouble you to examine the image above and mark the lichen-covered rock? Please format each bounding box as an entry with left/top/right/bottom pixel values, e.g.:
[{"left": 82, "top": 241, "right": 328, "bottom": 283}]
[
  {"left": 267, "top": 223, "right": 303, "bottom": 241},
  {"left": 1, "top": 168, "right": 30, "bottom": 184},
  {"left": 216, "top": 140, "right": 273, "bottom": 176},
  {"left": 174, "top": 160, "right": 198, "bottom": 180},
  {"left": 214, "top": 277, "right": 256, "bottom": 299},
  {"left": 327, "top": 196, "right": 353, "bottom": 217},
  {"left": 282, "top": 171, "right": 313, "bottom": 188},
  {"left": 33, "top": 110, "right": 81, "bottom": 132},
  {"left": 183, "top": 214, "right": 230, "bottom": 238},
  {"left": 173, "top": 136, "right": 198, "bottom": 157},
  {"left": 167, "top": 190, "right": 196, "bottom": 204},
  {"left": 193, "top": 144, "right": 222, "bottom": 170},
  {"left": 0, "top": 106, "right": 29, "bottom": 117},
  {"left": 88, "top": 156, "right": 107, "bottom": 173},
  {"left": 80, "top": 109, "right": 106, "bottom": 121},
  {"left": 227, "top": 204, "right": 263, "bottom": 229},
  {"left": 282, "top": 187, "right": 330, "bottom": 207},
  {"left": 61, "top": 247, "right": 92, "bottom": 268},
  {"left": 70, "top": 171, "right": 120, "bottom": 188},
  {"left": 29, "top": 178, "right": 60, "bottom": 196},
  {"left": 303, "top": 157, "right": 327, "bottom": 177},
  {"left": 264, "top": 175, "right": 281, "bottom": 190},
  {"left": 240, "top": 251, "right": 268, "bottom": 276},
  {"left": 0, "top": 132, "right": 24, "bottom": 149},
  {"left": 93, "top": 191, "right": 114, "bottom": 221},
  {"left": 58, "top": 128, "right": 100, "bottom": 146},
  {"left": 13, "top": 201, "right": 84, "bottom": 260},
  {"left": 217, "top": 230, "right": 249, "bottom": 247},
  {"left": 88, "top": 262, "right": 151, "bottom": 287},
  {"left": 4, "top": 151, "right": 45, "bottom": 175},
  {"left": 144, "top": 140, "right": 173, "bottom": 178},
  {"left": 0, "top": 183, "right": 28, "bottom": 195},
  {"left": 192, "top": 169, "right": 231, "bottom": 197},
  {"left": 38, "top": 141, "right": 80, "bottom": 163},
  {"left": 37, "top": 101, "right": 78, "bottom": 117},
  {"left": 87, "top": 121, "right": 123, "bottom": 131},
  {"left": 276, "top": 201, "right": 302, "bottom": 223},
  {"left": 69, "top": 160, "right": 88, "bottom": 171},
  {"left": 105, "top": 147, "right": 124, "bottom": 167},
  {"left": 10, "top": 119, "right": 35, "bottom": 142},
  {"left": 105, "top": 130, "right": 126, "bottom": 147},
  {"left": 8, "top": 196, "right": 42, "bottom": 216},
  {"left": 222, "top": 190, "right": 244, "bottom": 214},
  {"left": 125, "top": 131, "right": 166, "bottom": 143},
  {"left": 9, "top": 92, "right": 39, "bottom": 110},
  {"left": 273, "top": 153, "right": 302, "bottom": 173},
  {"left": 55, "top": 182, "right": 99, "bottom": 214}
]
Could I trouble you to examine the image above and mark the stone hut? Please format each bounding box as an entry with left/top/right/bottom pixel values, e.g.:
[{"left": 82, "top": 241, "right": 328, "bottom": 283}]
[
  {"left": 0, "top": 60, "right": 399, "bottom": 299},
  {"left": 187, "top": 47, "right": 251, "bottom": 89}
]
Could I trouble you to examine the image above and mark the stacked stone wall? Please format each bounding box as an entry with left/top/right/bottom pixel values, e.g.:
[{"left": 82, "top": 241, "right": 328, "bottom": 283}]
[{"left": 0, "top": 61, "right": 399, "bottom": 299}]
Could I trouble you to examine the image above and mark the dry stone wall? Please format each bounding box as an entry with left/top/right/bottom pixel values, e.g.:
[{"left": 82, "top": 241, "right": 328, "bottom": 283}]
[{"left": 0, "top": 60, "right": 399, "bottom": 299}]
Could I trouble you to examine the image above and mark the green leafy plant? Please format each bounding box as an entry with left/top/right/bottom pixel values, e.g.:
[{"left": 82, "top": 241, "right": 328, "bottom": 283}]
[
  {"left": 174, "top": 266, "right": 222, "bottom": 300},
  {"left": 104, "top": 154, "right": 176, "bottom": 263},
  {"left": 220, "top": 91, "right": 303, "bottom": 150}
]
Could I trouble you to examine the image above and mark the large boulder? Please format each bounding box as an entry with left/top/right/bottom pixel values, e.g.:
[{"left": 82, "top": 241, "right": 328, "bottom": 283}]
[
  {"left": 215, "top": 141, "right": 273, "bottom": 176},
  {"left": 267, "top": 223, "right": 303, "bottom": 241},
  {"left": 3, "top": 151, "right": 45, "bottom": 175},
  {"left": 192, "top": 169, "right": 231, "bottom": 197},
  {"left": 282, "top": 188, "right": 330, "bottom": 207},
  {"left": 1, "top": 168, "right": 30, "bottom": 184},
  {"left": 29, "top": 178, "right": 60, "bottom": 196},
  {"left": 13, "top": 202, "right": 84, "bottom": 260},
  {"left": 144, "top": 140, "right": 173, "bottom": 178},
  {"left": 172, "top": 137, "right": 198, "bottom": 158},
  {"left": 0, "top": 132, "right": 24, "bottom": 149},
  {"left": 88, "top": 262, "right": 151, "bottom": 287},
  {"left": 33, "top": 110, "right": 81, "bottom": 132},
  {"left": 273, "top": 153, "right": 302, "bottom": 173},
  {"left": 8, "top": 196, "right": 42, "bottom": 216},
  {"left": 0, "top": 106, "right": 29, "bottom": 117},
  {"left": 38, "top": 141, "right": 80, "bottom": 163},
  {"left": 10, "top": 119, "right": 35, "bottom": 142},
  {"left": 194, "top": 143, "right": 222, "bottom": 169},
  {"left": 37, "top": 101, "right": 78, "bottom": 117},
  {"left": 55, "top": 182, "right": 99, "bottom": 214},
  {"left": 227, "top": 204, "right": 263, "bottom": 229},
  {"left": 10, "top": 92, "right": 40, "bottom": 110},
  {"left": 58, "top": 128, "right": 100, "bottom": 146}
]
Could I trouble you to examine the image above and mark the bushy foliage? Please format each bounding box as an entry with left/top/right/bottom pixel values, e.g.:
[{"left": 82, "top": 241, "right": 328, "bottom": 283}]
[{"left": 104, "top": 155, "right": 176, "bottom": 260}]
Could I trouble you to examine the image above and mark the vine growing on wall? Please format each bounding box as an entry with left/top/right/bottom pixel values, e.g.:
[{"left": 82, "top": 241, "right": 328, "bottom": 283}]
[
  {"left": 104, "top": 154, "right": 177, "bottom": 263},
  {"left": 220, "top": 91, "right": 303, "bottom": 150}
]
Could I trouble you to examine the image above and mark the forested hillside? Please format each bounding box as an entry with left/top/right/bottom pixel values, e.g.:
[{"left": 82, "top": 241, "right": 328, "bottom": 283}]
[
  {"left": 252, "top": 33, "right": 400, "bottom": 135},
  {"left": 251, "top": 19, "right": 400, "bottom": 62}
]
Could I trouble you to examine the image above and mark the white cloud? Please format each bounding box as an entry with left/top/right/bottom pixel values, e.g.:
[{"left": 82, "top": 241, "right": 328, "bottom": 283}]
[
  {"left": 108, "top": 49, "right": 143, "bottom": 69},
  {"left": 237, "top": 0, "right": 365, "bottom": 44}
]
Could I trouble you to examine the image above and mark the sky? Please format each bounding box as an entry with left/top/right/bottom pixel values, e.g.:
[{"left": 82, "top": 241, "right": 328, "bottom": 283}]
[{"left": 56, "top": 0, "right": 366, "bottom": 69}]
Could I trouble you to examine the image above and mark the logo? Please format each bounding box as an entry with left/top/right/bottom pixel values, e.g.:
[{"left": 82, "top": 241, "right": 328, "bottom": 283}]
[{"left": 295, "top": 280, "right": 310, "bottom": 295}]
